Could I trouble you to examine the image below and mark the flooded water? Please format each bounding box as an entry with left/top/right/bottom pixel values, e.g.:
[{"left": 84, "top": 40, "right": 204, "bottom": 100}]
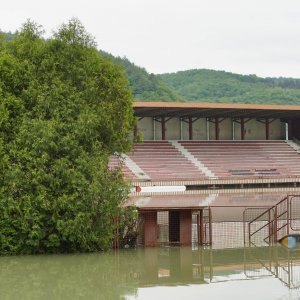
[{"left": 0, "top": 246, "right": 300, "bottom": 300}]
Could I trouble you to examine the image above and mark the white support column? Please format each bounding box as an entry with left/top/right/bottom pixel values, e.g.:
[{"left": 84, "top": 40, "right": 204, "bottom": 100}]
[{"left": 285, "top": 122, "right": 289, "bottom": 140}]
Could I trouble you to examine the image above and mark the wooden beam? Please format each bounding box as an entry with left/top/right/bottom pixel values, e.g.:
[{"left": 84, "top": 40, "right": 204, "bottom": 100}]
[
  {"left": 189, "top": 117, "right": 193, "bottom": 140},
  {"left": 266, "top": 118, "right": 270, "bottom": 140},
  {"left": 215, "top": 118, "right": 219, "bottom": 140},
  {"left": 241, "top": 117, "right": 245, "bottom": 140},
  {"left": 161, "top": 116, "right": 166, "bottom": 140}
]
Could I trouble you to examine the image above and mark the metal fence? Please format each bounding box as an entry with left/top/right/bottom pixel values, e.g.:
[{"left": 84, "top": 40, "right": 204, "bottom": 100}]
[{"left": 135, "top": 195, "right": 300, "bottom": 249}]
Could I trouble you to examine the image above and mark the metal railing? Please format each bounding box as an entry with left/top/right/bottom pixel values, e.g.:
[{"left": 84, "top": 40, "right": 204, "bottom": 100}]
[{"left": 245, "top": 195, "right": 300, "bottom": 248}]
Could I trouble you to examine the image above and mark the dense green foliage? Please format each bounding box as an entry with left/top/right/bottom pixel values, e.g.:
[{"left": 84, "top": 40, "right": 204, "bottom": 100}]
[
  {"left": 0, "top": 31, "right": 15, "bottom": 42},
  {"left": 158, "top": 69, "right": 300, "bottom": 104},
  {"left": 0, "top": 20, "right": 135, "bottom": 254},
  {"left": 100, "top": 51, "right": 181, "bottom": 102}
]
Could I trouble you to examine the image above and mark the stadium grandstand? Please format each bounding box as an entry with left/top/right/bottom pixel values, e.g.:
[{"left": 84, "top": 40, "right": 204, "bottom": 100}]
[{"left": 109, "top": 102, "right": 300, "bottom": 248}]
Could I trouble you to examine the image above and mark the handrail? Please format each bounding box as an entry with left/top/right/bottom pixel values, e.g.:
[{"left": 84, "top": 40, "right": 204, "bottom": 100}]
[
  {"left": 246, "top": 194, "right": 300, "bottom": 246},
  {"left": 249, "top": 196, "right": 288, "bottom": 225},
  {"left": 250, "top": 220, "right": 273, "bottom": 238},
  {"left": 263, "top": 223, "right": 288, "bottom": 243}
]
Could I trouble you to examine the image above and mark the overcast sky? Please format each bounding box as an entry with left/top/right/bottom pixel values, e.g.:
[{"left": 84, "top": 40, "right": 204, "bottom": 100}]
[{"left": 1, "top": 0, "right": 300, "bottom": 78}]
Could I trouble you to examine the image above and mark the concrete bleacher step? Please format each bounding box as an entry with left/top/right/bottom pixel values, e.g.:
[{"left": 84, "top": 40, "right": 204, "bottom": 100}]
[
  {"left": 108, "top": 156, "right": 139, "bottom": 180},
  {"left": 118, "top": 153, "right": 151, "bottom": 181},
  {"left": 178, "top": 140, "right": 300, "bottom": 179},
  {"left": 170, "top": 141, "right": 216, "bottom": 179},
  {"left": 112, "top": 140, "right": 300, "bottom": 182},
  {"left": 286, "top": 140, "right": 300, "bottom": 154},
  {"left": 127, "top": 141, "right": 209, "bottom": 181}
]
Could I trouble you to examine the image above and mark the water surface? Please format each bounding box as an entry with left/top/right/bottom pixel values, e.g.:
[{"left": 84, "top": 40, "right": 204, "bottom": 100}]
[{"left": 0, "top": 246, "right": 299, "bottom": 300}]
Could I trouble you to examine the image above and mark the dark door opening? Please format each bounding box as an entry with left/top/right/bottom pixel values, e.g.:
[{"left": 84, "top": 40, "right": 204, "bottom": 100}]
[{"left": 169, "top": 211, "right": 180, "bottom": 243}]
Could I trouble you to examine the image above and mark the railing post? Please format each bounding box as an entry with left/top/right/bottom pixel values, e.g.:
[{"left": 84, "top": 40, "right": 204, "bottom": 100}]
[
  {"left": 248, "top": 222, "right": 251, "bottom": 247},
  {"left": 209, "top": 208, "right": 212, "bottom": 246},
  {"left": 287, "top": 196, "right": 290, "bottom": 236},
  {"left": 199, "top": 209, "right": 203, "bottom": 245},
  {"left": 274, "top": 206, "right": 278, "bottom": 244},
  {"left": 243, "top": 210, "right": 246, "bottom": 247},
  {"left": 268, "top": 209, "right": 271, "bottom": 245}
]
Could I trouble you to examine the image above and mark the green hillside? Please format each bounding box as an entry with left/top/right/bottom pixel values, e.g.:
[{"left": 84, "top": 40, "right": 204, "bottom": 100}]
[
  {"left": 0, "top": 30, "right": 15, "bottom": 41},
  {"left": 158, "top": 69, "right": 300, "bottom": 105},
  {"left": 101, "top": 52, "right": 300, "bottom": 105},
  {"left": 100, "top": 51, "right": 181, "bottom": 102},
  {"left": 2, "top": 31, "right": 300, "bottom": 105}
]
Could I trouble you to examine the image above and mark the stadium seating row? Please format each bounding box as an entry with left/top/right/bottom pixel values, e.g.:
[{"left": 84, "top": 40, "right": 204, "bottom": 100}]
[{"left": 109, "top": 140, "right": 300, "bottom": 181}]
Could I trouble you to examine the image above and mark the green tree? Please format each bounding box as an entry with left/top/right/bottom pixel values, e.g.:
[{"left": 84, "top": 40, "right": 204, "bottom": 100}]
[{"left": 0, "top": 19, "right": 135, "bottom": 254}]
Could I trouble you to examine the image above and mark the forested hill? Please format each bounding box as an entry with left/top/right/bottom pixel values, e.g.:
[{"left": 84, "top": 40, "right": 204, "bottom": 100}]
[
  {"left": 2, "top": 31, "right": 300, "bottom": 104},
  {"left": 158, "top": 70, "right": 300, "bottom": 105},
  {"left": 100, "top": 53, "right": 300, "bottom": 105},
  {"left": 100, "top": 51, "right": 181, "bottom": 102}
]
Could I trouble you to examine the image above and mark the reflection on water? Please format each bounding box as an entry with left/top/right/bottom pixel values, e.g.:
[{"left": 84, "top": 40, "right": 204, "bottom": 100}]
[{"left": 0, "top": 246, "right": 299, "bottom": 300}]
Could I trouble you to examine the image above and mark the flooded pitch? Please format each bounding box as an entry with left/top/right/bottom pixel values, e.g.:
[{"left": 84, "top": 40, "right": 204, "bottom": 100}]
[{"left": 0, "top": 246, "right": 299, "bottom": 300}]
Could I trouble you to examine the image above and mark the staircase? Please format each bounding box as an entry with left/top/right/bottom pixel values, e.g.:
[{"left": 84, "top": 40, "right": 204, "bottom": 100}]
[
  {"left": 244, "top": 195, "right": 300, "bottom": 248},
  {"left": 244, "top": 197, "right": 300, "bottom": 290}
]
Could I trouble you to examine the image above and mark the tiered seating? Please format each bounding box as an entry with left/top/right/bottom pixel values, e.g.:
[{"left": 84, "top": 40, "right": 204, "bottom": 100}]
[
  {"left": 179, "top": 140, "right": 300, "bottom": 178},
  {"left": 108, "top": 155, "right": 138, "bottom": 180},
  {"left": 127, "top": 141, "right": 206, "bottom": 180},
  {"left": 110, "top": 140, "right": 300, "bottom": 181}
]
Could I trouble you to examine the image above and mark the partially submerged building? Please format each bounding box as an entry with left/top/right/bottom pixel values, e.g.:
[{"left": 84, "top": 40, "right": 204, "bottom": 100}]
[{"left": 110, "top": 102, "right": 300, "bottom": 248}]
